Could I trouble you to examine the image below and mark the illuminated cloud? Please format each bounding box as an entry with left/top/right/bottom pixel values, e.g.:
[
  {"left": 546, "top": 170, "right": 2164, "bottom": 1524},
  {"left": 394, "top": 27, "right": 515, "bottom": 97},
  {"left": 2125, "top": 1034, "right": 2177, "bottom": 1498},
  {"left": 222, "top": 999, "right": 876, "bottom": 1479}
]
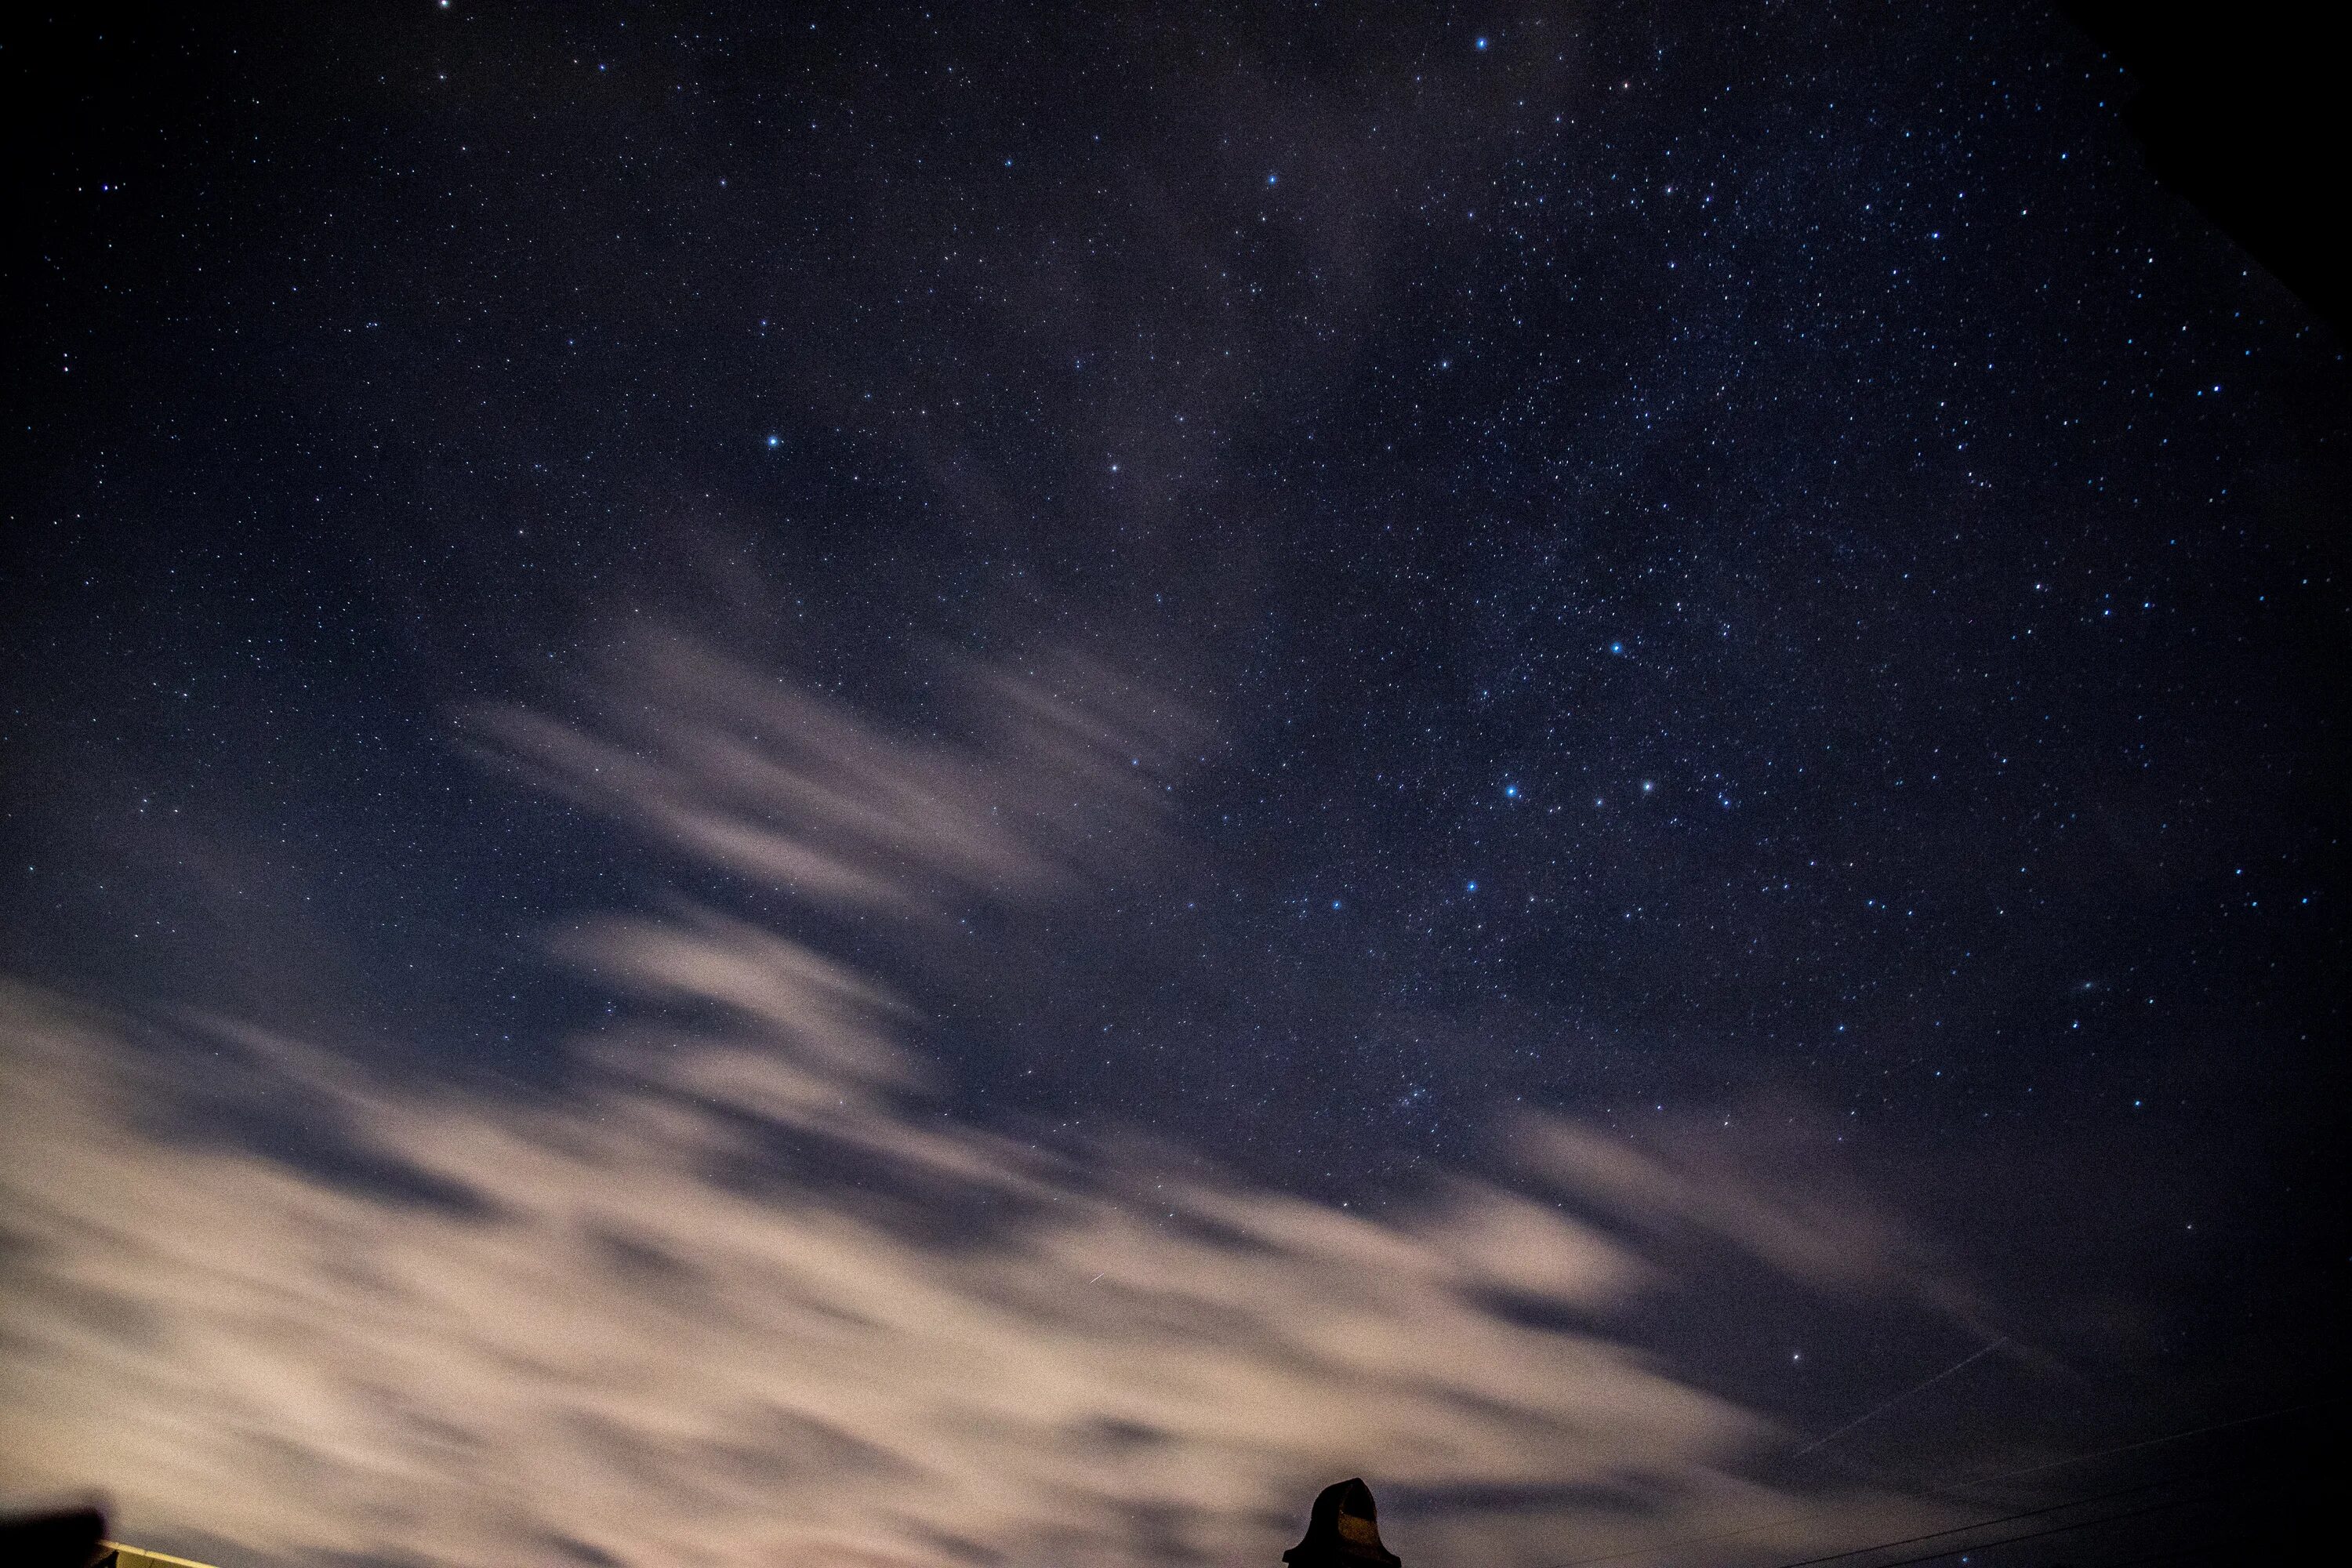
[{"left": 1, "top": 637, "right": 1955, "bottom": 1568}]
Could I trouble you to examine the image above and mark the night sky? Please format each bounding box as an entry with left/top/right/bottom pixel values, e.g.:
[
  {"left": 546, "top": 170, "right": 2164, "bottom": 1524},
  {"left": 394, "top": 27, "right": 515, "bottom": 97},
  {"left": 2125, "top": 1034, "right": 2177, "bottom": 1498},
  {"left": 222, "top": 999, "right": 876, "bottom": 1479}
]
[{"left": 3, "top": 5, "right": 2345, "bottom": 1567}]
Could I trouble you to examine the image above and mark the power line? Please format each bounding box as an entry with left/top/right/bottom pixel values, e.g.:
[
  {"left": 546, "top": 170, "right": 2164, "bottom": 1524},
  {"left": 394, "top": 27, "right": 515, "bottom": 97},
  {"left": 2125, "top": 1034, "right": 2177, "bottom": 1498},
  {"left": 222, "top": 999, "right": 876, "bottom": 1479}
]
[
  {"left": 1937, "top": 1396, "right": 2334, "bottom": 1490},
  {"left": 1548, "top": 1479, "right": 2161, "bottom": 1568},
  {"left": 1748, "top": 1481, "right": 2170, "bottom": 1568},
  {"left": 1544, "top": 1397, "right": 2328, "bottom": 1568},
  {"left": 1824, "top": 1495, "right": 2191, "bottom": 1568}
]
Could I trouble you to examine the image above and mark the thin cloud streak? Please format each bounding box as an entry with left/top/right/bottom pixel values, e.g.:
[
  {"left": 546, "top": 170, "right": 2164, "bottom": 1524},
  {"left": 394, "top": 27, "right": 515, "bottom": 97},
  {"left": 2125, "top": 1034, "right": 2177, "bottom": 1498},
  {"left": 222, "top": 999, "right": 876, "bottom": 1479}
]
[{"left": 464, "top": 630, "right": 1207, "bottom": 919}]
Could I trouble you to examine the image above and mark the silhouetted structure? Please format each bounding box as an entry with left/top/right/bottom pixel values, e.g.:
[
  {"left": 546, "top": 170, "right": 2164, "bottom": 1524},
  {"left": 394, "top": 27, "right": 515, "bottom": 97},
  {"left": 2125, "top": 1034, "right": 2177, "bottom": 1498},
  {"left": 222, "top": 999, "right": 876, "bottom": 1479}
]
[
  {"left": 0, "top": 1507, "right": 105, "bottom": 1568},
  {"left": 1283, "top": 1478, "right": 1401, "bottom": 1568}
]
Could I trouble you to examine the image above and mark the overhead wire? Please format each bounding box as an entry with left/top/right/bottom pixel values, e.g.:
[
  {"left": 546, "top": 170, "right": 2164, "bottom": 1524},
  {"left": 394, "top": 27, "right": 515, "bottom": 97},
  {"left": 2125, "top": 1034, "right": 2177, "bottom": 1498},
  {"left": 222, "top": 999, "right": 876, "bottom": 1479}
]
[
  {"left": 1542, "top": 1396, "right": 2330, "bottom": 1568},
  {"left": 1548, "top": 1479, "right": 2163, "bottom": 1568},
  {"left": 1737, "top": 1481, "right": 2172, "bottom": 1568},
  {"left": 1936, "top": 1396, "right": 2334, "bottom": 1490},
  {"left": 1815, "top": 1494, "right": 2194, "bottom": 1568}
]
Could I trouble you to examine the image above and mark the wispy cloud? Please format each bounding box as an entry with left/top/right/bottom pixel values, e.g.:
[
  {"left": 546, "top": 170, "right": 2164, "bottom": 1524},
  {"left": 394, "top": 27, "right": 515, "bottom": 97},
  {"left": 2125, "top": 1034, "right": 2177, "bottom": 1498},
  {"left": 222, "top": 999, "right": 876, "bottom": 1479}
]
[
  {"left": 464, "top": 630, "right": 1206, "bottom": 920},
  {"left": 2, "top": 636, "right": 1956, "bottom": 1568}
]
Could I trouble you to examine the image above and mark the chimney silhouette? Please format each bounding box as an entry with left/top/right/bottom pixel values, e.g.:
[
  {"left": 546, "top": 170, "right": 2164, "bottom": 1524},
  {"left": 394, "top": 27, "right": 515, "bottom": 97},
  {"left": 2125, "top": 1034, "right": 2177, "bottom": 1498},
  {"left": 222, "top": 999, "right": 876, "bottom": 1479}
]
[{"left": 1283, "top": 1479, "right": 1401, "bottom": 1568}]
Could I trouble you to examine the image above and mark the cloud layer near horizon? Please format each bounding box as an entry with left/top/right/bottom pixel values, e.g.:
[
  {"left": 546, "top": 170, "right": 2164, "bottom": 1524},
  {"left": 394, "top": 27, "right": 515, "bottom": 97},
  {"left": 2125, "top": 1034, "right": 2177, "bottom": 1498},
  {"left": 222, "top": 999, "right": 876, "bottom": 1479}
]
[{"left": 2, "top": 633, "right": 1947, "bottom": 1568}]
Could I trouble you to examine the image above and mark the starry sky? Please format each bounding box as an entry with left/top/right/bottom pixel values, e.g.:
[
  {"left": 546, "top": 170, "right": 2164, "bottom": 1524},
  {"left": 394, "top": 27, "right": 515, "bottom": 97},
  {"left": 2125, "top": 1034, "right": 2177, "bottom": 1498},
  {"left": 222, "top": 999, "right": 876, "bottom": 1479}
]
[{"left": 3, "top": 4, "right": 2345, "bottom": 1566}]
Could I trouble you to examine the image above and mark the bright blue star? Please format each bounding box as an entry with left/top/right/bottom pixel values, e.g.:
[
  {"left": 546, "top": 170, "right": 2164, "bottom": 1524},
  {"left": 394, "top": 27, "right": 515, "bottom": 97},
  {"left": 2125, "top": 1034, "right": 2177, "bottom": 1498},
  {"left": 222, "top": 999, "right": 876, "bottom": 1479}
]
[
  {"left": 1331, "top": 899, "right": 1342, "bottom": 910},
  {"left": 1504, "top": 783, "right": 1518, "bottom": 798},
  {"left": 1475, "top": 36, "right": 1489, "bottom": 50},
  {"left": 1266, "top": 172, "right": 1279, "bottom": 186},
  {"left": 764, "top": 434, "right": 780, "bottom": 448},
  {"left": 1609, "top": 640, "right": 1625, "bottom": 655},
  {"left": 1466, "top": 880, "right": 1479, "bottom": 893}
]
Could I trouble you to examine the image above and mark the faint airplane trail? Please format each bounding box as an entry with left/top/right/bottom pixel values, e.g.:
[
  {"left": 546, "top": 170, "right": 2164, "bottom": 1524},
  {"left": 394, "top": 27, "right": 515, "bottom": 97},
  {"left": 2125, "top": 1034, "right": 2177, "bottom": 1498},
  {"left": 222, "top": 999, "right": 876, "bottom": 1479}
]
[{"left": 1793, "top": 1337, "right": 2011, "bottom": 1457}]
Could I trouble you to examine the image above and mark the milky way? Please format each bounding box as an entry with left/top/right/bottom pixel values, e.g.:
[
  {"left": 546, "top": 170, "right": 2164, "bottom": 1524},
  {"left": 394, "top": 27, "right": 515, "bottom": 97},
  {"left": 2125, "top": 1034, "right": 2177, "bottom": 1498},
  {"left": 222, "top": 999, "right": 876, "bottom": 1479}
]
[{"left": 4, "top": 5, "right": 2343, "bottom": 1566}]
